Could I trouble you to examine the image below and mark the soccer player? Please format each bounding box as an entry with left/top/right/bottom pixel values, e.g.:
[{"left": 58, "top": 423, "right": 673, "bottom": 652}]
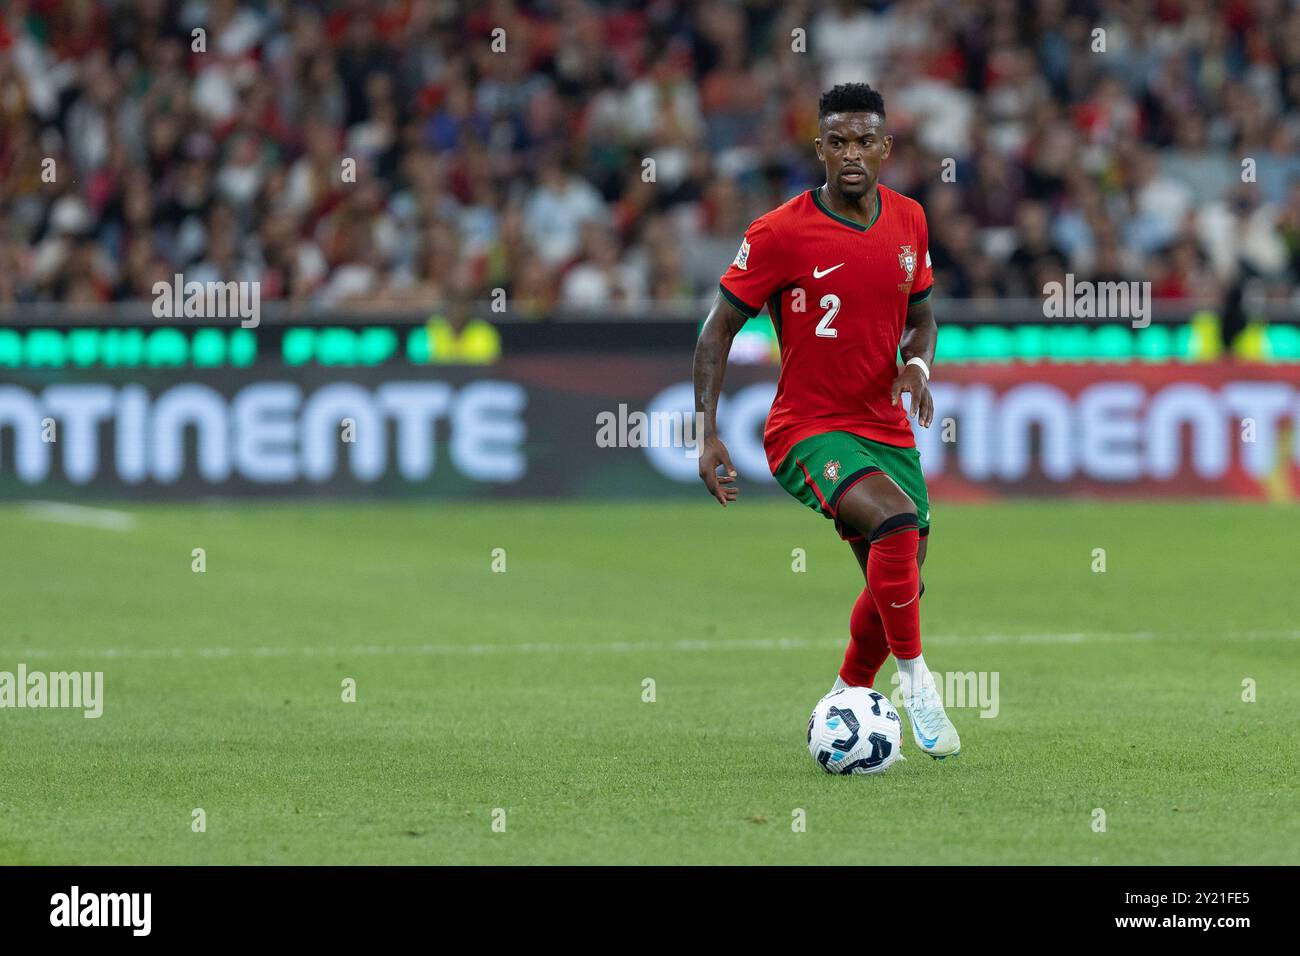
[{"left": 693, "top": 83, "right": 959, "bottom": 758}]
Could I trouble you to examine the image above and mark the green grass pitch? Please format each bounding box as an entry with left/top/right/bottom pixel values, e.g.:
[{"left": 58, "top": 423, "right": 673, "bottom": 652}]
[{"left": 0, "top": 499, "right": 1296, "bottom": 865}]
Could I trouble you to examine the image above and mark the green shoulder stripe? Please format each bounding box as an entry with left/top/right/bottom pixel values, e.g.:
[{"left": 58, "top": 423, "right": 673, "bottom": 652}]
[{"left": 718, "top": 282, "right": 760, "bottom": 319}]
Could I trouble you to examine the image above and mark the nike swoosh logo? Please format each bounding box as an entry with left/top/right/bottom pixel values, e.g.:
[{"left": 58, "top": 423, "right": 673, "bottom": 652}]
[
  {"left": 812, "top": 263, "right": 844, "bottom": 278},
  {"left": 891, "top": 592, "right": 920, "bottom": 609},
  {"left": 915, "top": 727, "right": 938, "bottom": 748}
]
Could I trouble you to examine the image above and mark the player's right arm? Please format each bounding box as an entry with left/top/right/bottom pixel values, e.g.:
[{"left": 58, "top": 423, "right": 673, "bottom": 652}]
[
  {"left": 695, "top": 216, "right": 788, "bottom": 507},
  {"left": 693, "top": 292, "right": 749, "bottom": 506}
]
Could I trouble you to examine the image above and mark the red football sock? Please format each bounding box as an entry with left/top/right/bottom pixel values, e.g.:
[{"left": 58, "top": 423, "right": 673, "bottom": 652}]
[
  {"left": 839, "top": 587, "right": 890, "bottom": 687},
  {"left": 865, "top": 514, "right": 922, "bottom": 660}
]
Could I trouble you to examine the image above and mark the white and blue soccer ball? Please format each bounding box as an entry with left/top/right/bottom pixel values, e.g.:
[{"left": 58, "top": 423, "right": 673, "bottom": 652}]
[{"left": 807, "top": 686, "right": 903, "bottom": 775}]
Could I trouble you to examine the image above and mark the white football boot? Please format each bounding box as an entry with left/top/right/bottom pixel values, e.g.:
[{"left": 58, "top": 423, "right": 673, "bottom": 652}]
[{"left": 901, "top": 681, "right": 961, "bottom": 758}]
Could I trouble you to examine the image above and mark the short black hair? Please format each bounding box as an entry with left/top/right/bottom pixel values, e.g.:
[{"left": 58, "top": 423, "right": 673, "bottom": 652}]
[{"left": 818, "top": 83, "right": 886, "bottom": 120}]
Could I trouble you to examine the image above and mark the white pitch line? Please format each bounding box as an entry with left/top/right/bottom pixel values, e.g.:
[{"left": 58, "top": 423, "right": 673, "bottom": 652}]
[
  {"left": 22, "top": 501, "right": 137, "bottom": 532},
  {"left": 2, "top": 630, "right": 1296, "bottom": 661}
]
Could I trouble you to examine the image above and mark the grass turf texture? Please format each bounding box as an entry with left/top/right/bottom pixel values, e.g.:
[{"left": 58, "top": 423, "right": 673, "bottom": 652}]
[{"left": 0, "top": 500, "right": 1296, "bottom": 865}]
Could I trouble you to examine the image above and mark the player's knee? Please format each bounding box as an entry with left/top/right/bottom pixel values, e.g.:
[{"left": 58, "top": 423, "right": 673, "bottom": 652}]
[
  {"left": 868, "top": 510, "right": 919, "bottom": 542},
  {"left": 894, "top": 490, "right": 918, "bottom": 517},
  {"left": 863, "top": 486, "right": 917, "bottom": 539},
  {"left": 872, "top": 485, "right": 916, "bottom": 526},
  {"left": 836, "top": 482, "right": 914, "bottom": 539}
]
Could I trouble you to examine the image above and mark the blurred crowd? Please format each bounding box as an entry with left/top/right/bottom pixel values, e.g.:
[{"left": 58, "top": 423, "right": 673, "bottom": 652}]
[{"left": 2, "top": 0, "right": 1299, "bottom": 315}]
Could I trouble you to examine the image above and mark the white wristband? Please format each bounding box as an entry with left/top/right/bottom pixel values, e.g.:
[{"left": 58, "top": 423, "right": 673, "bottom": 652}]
[{"left": 905, "top": 356, "right": 930, "bottom": 381}]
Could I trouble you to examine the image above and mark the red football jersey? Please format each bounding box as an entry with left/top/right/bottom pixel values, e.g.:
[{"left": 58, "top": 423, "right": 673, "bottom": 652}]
[{"left": 718, "top": 185, "right": 933, "bottom": 472}]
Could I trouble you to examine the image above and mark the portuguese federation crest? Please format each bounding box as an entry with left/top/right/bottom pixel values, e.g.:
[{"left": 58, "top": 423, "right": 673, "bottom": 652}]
[
  {"left": 823, "top": 459, "right": 841, "bottom": 482},
  {"left": 898, "top": 244, "right": 917, "bottom": 282}
]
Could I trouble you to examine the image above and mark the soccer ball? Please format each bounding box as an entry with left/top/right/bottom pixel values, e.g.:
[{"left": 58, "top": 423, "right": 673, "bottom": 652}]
[{"left": 807, "top": 686, "right": 903, "bottom": 775}]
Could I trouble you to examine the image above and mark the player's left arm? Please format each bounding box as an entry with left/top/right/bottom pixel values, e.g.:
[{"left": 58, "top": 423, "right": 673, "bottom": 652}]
[{"left": 891, "top": 296, "right": 936, "bottom": 428}]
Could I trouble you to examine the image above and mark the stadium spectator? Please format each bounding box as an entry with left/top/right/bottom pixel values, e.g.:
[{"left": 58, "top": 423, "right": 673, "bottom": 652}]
[{"left": 0, "top": 0, "right": 1297, "bottom": 314}]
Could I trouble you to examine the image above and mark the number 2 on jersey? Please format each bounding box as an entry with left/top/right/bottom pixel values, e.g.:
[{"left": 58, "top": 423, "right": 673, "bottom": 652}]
[{"left": 815, "top": 294, "right": 841, "bottom": 338}]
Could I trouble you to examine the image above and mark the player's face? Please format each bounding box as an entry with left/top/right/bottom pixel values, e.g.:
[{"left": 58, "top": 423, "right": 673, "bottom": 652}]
[{"left": 815, "top": 113, "right": 892, "bottom": 198}]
